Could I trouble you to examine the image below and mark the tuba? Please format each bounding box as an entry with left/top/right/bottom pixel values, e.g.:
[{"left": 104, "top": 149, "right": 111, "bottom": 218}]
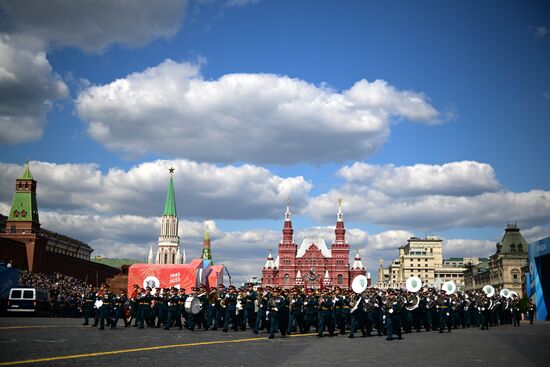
[
  {"left": 482, "top": 285, "right": 495, "bottom": 298},
  {"left": 442, "top": 281, "right": 457, "bottom": 295},
  {"left": 406, "top": 276, "right": 422, "bottom": 293}
]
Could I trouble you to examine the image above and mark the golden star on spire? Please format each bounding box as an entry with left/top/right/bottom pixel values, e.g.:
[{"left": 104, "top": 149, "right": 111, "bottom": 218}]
[{"left": 169, "top": 167, "right": 175, "bottom": 174}]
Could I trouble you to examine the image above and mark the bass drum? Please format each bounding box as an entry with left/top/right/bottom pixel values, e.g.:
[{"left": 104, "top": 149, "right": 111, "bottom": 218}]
[{"left": 185, "top": 296, "right": 202, "bottom": 315}]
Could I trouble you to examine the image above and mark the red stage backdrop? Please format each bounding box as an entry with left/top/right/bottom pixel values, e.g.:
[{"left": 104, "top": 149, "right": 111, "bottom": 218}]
[{"left": 127, "top": 260, "right": 224, "bottom": 294}]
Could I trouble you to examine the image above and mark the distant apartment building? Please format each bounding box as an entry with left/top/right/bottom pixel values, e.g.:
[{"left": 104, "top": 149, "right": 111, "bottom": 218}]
[{"left": 376, "top": 236, "right": 482, "bottom": 289}]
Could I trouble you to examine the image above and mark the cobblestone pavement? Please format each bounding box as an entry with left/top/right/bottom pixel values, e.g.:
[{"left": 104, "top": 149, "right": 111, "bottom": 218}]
[{"left": 0, "top": 317, "right": 548, "bottom": 367}]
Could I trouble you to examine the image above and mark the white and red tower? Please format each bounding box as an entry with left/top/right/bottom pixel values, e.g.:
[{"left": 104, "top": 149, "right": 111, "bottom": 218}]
[{"left": 329, "top": 197, "right": 351, "bottom": 287}]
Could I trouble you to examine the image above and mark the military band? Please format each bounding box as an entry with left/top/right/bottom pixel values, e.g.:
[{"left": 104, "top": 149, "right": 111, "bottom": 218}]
[{"left": 82, "top": 282, "right": 530, "bottom": 340}]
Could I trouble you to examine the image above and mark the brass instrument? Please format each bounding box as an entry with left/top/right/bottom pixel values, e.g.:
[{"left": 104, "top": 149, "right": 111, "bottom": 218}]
[
  {"left": 405, "top": 293, "right": 420, "bottom": 311},
  {"left": 363, "top": 296, "right": 376, "bottom": 313},
  {"left": 451, "top": 294, "right": 463, "bottom": 312},
  {"left": 425, "top": 293, "right": 437, "bottom": 308},
  {"left": 219, "top": 293, "right": 228, "bottom": 308},
  {"left": 207, "top": 289, "right": 218, "bottom": 305}
]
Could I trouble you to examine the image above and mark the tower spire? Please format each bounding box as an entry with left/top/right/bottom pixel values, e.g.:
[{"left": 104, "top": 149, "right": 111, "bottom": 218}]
[
  {"left": 337, "top": 196, "right": 343, "bottom": 222},
  {"left": 282, "top": 199, "right": 294, "bottom": 244},
  {"left": 285, "top": 197, "right": 291, "bottom": 221},
  {"left": 201, "top": 224, "right": 212, "bottom": 261},
  {"left": 334, "top": 197, "right": 346, "bottom": 244},
  {"left": 163, "top": 168, "right": 177, "bottom": 217},
  {"left": 156, "top": 168, "right": 180, "bottom": 264}
]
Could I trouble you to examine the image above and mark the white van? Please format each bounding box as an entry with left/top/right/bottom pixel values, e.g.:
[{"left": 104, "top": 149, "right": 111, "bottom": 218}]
[{"left": 7, "top": 288, "right": 51, "bottom": 316}]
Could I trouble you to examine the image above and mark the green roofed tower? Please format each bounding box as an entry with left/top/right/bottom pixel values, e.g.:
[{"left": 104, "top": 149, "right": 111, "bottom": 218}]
[
  {"left": 7, "top": 162, "right": 40, "bottom": 233},
  {"left": 150, "top": 167, "right": 183, "bottom": 265},
  {"left": 163, "top": 174, "right": 177, "bottom": 217},
  {"left": 201, "top": 227, "right": 213, "bottom": 262}
]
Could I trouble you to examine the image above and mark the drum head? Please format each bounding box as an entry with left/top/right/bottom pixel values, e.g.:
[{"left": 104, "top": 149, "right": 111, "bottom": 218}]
[{"left": 185, "top": 296, "right": 202, "bottom": 314}]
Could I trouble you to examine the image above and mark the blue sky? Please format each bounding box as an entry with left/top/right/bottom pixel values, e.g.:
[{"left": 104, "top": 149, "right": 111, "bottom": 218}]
[{"left": 0, "top": 0, "right": 549, "bottom": 282}]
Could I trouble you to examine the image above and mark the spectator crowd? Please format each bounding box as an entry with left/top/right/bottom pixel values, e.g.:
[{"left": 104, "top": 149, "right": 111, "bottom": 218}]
[{"left": 19, "top": 270, "right": 89, "bottom": 317}]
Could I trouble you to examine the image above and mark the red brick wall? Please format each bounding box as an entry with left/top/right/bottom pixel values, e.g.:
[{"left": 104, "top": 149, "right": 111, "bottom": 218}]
[
  {"left": 44, "top": 252, "right": 119, "bottom": 286},
  {"left": 0, "top": 237, "right": 27, "bottom": 269}
]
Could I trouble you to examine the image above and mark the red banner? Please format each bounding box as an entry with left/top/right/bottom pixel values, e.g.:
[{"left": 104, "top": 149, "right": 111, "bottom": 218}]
[{"left": 127, "top": 262, "right": 225, "bottom": 294}]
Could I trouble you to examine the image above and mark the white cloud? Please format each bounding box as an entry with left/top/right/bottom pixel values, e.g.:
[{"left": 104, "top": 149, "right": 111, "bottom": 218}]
[
  {"left": 0, "top": 159, "right": 311, "bottom": 220},
  {"left": 443, "top": 239, "right": 495, "bottom": 258},
  {"left": 337, "top": 161, "right": 500, "bottom": 197},
  {"left": 0, "top": 35, "right": 68, "bottom": 144},
  {"left": 306, "top": 161, "right": 550, "bottom": 231},
  {"left": 0, "top": 0, "right": 188, "bottom": 53},
  {"left": 521, "top": 225, "right": 550, "bottom": 243},
  {"left": 529, "top": 25, "right": 548, "bottom": 38},
  {"left": 76, "top": 59, "right": 441, "bottom": 164}
]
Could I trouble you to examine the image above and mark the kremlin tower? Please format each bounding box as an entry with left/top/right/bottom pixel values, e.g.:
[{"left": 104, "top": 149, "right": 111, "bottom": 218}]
[{"left": 148, "top": 167, "right": 183, "bottom": 264}]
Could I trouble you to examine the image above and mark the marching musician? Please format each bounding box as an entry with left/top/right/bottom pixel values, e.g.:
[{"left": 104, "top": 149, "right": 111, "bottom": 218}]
[
  {"left": 205, "top": 286, "right": 218, "bottom": 330},
  {"left": 164, "top": 287, "right": 182, "bottom": 330},
  {"left": 527, "top": 299, "right": 536, "bottom": 325},
  {"left": 243, "top": 283, "right": 258, "bottom": 331},
  {"left": 511, "top": 294, "right": 521, "bottom": 327},
  {"left": 317, "top": 288, "right": 335, "bottom": 337},
  {"left": 222, "top": 285, "right": 239, "bottom": 332},
  {"left": 303, "top": 288, "right": 318, "bottom": 333},
  {"left": 214, "top": 284, "right": 225, "bottom": 329},
  {"left": 288, "top": 287, "right": 305, "bottom": 335},
  {"left": 268, "top": 288, "right": 289, "bottom": 339},
  {"left": 385, "top": 289, "right": 403, "bottom": 341},
  {"left": 82, "top": 284, "right": 96, "bottom": 326},
  {"left": 348, "top": 290, "right": 365, "bottom": 338},
  {"left": 199, "top": 285, "right": 210, "bottom": 329},
  {"left": 178, "top": 288, "right": 188, "bottom": 328},
  {"left": 436, "top": 289, "right": 452, "bottom": 333},
  {"left": 129, "top": 284, "right": 140, "bottom": 327},
  {"left": 334, "top": 287, "right": 347, "bottom": 335},
  {"left": 97, "top": 285, "right": 113, "bottom": 330},
  {"left": 137, "top": 287, "right": 153, "bottom": 329},
  {"left": 254, "top": 286, "right": 270, "bottom": 334},
  {"left": 187, "top": 287, "right": 200, "bottom": 331},
  {"left": 111, "top": 289, "right": 128, "bottom": 329}
]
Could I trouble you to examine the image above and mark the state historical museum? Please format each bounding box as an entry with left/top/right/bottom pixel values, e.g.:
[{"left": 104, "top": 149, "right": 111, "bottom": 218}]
[{"left": 262, "top": 199, "right": 368, "bottom": 289}]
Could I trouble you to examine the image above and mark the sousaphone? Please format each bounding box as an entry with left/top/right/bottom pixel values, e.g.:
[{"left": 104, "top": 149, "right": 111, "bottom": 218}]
[
  {"left": 442, "top": 280, "right": 457, "bottom": 295},
  {"left": 406, "top": 276, "right": 422, "bottom": 293},
  {"left": 499, "top": 288, "right": 511, "bottom": 298},
  {"left": 483, "top": 285, "right": 495, "bottom": 298},
  {"left": 351, "top": 275, "right": 368, "bottom": 294}
]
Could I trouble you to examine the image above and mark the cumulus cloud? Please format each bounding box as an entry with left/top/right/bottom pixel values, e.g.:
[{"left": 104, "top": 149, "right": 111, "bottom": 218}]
[
  {"left": 443, "top": 239, "right": 495, "bottom": 258},
  {"left": 521, "top": 225, "right": 550, "bottom": 243},
  {"left": 529, "top": 25, "right": 548, "bottom": 38},
  {"left": 306, "top": 161, "right": 550, "bottom": 231},
  {"left": 337, "top": 161, "right": 500, "bottom": 197},
  {"left": 0, "top": 35, "right": 68, "bottom": 144},
  {"left": 76, "top": 59, "right": 440, "bottom": 164},
  {"left": 0, "top": 0, "right": 188, "bottom": 53},
  {"left": 0, "top": 159, "right": 311, "bottom": 220}
]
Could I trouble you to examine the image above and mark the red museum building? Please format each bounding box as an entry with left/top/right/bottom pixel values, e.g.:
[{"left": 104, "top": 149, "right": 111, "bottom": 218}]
[{"left": 261, "top": 199, "right": 368, "bottom": 289}]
